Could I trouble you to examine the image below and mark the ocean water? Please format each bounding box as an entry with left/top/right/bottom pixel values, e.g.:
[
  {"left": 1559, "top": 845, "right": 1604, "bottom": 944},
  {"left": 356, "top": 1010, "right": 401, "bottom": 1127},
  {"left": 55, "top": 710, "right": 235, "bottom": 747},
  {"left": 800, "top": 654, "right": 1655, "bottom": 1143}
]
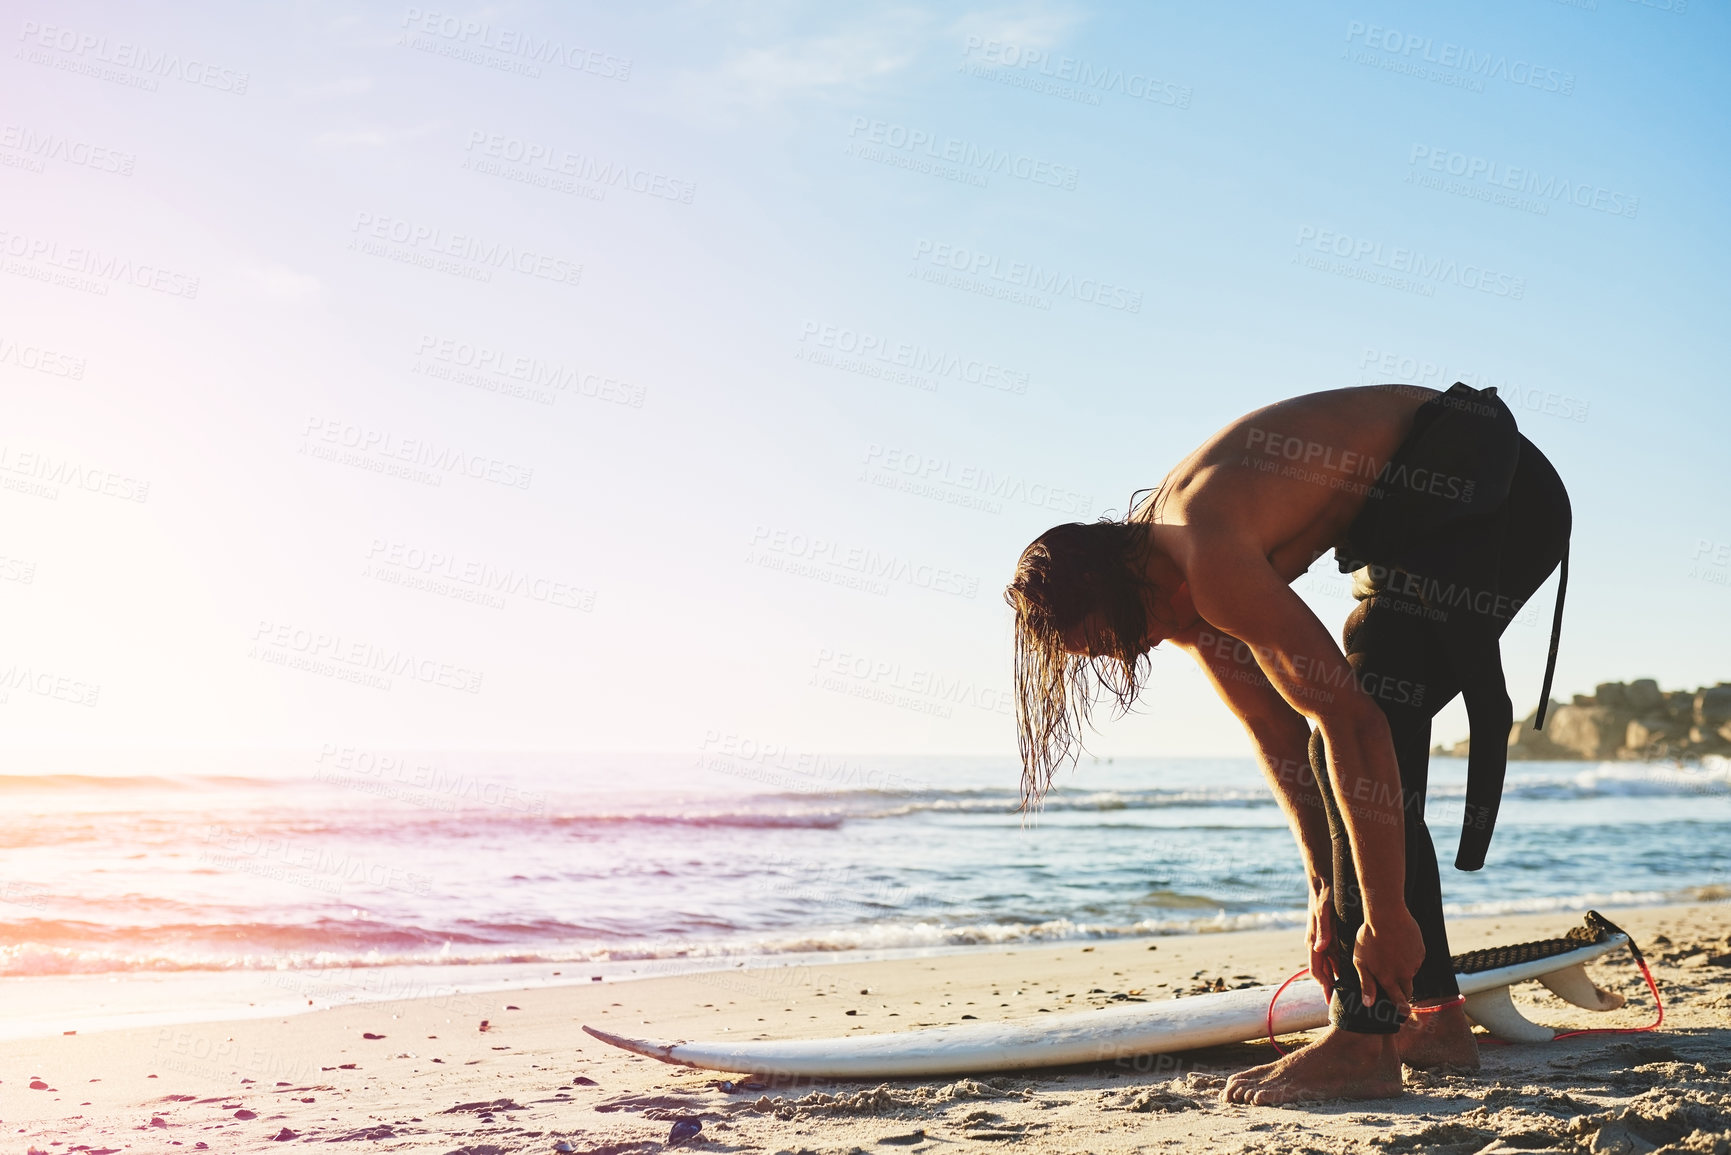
[{"left": 3, "top": 751, "right": 1727, "bottom": 1000}]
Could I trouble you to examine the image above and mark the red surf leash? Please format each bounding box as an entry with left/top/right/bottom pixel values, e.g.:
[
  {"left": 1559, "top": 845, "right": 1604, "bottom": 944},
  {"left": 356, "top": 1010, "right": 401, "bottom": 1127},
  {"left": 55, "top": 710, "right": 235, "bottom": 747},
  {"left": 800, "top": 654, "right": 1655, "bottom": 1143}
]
[
  {"left": 1261, "top": 968, "right": 1461, "bottom": 1056},
  {"left": 1552, "top": 932, "right": 1664, "bottom": 1040},
  {"left": 1264, "top": 925, "right": 1663, "bottom": 1054},
  {"left": 1264, "top": 966, "right": 1311, "bottom": 1056},
  {"left": 1484, "top": 916, "right": 1664, "bottom": 1045}
]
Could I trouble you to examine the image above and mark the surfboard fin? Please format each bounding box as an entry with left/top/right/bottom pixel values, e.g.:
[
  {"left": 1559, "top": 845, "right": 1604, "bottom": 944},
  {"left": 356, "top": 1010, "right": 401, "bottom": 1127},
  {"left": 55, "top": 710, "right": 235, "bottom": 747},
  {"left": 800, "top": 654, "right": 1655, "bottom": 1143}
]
[
  {"left": 1462, "top": 985, "right": 1555, "bottom": 1043},
  {"left": 1538, "top": 963, "right": 1626, "bottom": 1012}
]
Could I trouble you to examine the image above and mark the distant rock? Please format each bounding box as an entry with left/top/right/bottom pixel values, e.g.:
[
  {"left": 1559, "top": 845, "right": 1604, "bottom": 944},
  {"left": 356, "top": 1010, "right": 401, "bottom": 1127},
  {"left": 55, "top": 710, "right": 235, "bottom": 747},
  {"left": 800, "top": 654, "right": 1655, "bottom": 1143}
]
[
  {"left": 1626, "top": 678, "right": 1663, "bottom": 713},
  {"left": 1625, "top": 716, "right": 1679, "bottom": 749},
  {"left": 1545, "top": 704, "right": 1625, "bottom": 760},
  {"left": 1436, "top": 679, "right": 1731, "bottom": 761},
  {"left": 1696, "top": 685, "right": 1731, "bottom": 728}
]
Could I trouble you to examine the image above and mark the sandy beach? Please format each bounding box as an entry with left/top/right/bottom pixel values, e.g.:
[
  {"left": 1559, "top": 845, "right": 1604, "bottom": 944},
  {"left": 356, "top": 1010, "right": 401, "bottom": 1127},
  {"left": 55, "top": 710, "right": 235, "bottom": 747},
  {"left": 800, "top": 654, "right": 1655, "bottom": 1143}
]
[
  {"left": 9, "top": 1, "right": 1730, "bottom": 1150},
  {"left": 6, "top": 902, "right": 1728, "bottom": 1155}
]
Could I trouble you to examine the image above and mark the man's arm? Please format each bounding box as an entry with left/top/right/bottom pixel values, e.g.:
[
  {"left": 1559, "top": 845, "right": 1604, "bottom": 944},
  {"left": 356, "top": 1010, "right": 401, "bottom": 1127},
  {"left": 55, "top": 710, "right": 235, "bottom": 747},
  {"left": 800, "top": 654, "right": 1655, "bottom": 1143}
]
[
  {"left": 1169, "top": 622, "right": 1330, "bottom": 876},
  {"left": 1169, "top": 620, "right": 1340, "bottom": 994},
  {"left": 1180, "top": 540, "right": 1423, "bottom": 1014}
]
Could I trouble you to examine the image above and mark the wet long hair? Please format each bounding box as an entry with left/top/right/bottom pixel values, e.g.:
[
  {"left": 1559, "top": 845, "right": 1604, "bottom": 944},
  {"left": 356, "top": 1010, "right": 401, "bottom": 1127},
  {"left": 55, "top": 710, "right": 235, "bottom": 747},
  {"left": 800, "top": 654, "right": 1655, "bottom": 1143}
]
[{"left": 1004, "top": 497, "right": 1161, "bottom": 813}]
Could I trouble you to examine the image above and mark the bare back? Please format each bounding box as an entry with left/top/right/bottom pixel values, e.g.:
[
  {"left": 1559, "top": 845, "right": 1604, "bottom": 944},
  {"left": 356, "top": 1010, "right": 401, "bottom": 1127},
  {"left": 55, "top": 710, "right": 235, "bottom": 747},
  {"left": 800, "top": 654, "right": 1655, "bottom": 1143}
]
[{"left": 1136, "top": 385, "right": 1438, "bottom": 583}]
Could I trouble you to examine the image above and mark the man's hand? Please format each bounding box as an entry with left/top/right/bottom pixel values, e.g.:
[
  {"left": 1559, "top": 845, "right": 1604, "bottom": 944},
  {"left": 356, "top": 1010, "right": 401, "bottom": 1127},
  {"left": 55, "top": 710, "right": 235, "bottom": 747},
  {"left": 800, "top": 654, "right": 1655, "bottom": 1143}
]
[
  {"left": 1353, "top": 904, "right": 1426, "bottom": 1019},
  {"left": 1307, "top": 876, "right": 1337, "bottom": 1000}
]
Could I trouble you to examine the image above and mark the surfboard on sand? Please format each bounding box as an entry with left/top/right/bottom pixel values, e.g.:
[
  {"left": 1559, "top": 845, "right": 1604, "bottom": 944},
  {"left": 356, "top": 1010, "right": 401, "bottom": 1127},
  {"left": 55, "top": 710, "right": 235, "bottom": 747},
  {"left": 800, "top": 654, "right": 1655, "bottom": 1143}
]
[{"left": 582, "top": 912, "right": 1642, "bottom": 1079}]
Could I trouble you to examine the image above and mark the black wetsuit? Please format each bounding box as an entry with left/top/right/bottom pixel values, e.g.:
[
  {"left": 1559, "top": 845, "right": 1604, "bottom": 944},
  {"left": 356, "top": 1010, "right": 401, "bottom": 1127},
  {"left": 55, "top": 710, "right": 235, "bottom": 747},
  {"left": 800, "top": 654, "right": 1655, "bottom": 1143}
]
[{"left": 1310, "top": 382, "right": 1571, "bottom": 1033}]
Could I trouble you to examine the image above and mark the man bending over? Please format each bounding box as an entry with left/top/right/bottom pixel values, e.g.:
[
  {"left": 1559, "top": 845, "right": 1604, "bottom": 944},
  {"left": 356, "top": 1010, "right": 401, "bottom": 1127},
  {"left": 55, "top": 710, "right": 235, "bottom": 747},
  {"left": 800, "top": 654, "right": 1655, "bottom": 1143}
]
[{"left": 1003, "top": 383, "right": 1570, "bottom": 1104}]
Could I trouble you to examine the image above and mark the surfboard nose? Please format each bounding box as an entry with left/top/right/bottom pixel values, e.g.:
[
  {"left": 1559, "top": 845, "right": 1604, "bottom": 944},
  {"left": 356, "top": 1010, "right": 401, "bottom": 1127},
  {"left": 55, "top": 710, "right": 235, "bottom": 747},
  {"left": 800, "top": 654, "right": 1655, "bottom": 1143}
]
[{"left": 581, "top": 1024, "right": 688, "bottom": 1064}]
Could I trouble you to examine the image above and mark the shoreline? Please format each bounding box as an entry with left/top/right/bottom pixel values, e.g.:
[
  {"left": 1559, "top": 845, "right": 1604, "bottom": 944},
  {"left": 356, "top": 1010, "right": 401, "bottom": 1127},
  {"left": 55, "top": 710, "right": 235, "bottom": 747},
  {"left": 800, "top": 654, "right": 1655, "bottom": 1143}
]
[
  {"left": 5, "top": 893, "right": 1726, "bottom": 1044},
  {"left": 7, "top": 891, "right": 1727, "bottom": 1045},
  {"left": 6, "top": 902, "right": 1730, "bottom": 1152}
]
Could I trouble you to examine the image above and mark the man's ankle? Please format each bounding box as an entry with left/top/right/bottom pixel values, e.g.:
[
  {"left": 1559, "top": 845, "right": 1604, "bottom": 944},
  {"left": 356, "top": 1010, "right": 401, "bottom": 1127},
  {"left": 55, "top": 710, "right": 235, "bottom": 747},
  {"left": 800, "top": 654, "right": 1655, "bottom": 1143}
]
[{"left": 1327, "top": 1026, "right": 1400, "bottom": 1054}]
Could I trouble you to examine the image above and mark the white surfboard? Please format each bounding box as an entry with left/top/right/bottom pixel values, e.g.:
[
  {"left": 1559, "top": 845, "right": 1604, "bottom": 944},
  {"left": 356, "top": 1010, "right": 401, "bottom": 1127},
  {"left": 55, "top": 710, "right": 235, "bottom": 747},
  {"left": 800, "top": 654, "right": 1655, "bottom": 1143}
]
[{"left": 583, "top": 917, "right": 1637, "bottom": 1078}]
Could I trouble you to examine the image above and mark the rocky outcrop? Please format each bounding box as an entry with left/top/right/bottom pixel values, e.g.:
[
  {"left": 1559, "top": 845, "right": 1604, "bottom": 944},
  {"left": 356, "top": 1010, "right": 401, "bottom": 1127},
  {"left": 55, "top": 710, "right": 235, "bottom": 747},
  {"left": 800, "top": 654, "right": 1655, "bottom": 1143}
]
[{"left": 1436, "top": 679, "right": 1731, "bottom": 761}]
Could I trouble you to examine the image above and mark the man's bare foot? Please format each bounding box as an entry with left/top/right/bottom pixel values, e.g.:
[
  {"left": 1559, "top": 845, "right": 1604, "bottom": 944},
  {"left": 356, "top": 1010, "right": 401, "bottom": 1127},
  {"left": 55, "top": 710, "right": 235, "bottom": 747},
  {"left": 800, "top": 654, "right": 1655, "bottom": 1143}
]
[
  {"left": 1397, "top": 1004, "right": 1480, "bottom": 1070},
  {"left": 1222, "top": 1026, "right": 1403, "bottom": 1106}
]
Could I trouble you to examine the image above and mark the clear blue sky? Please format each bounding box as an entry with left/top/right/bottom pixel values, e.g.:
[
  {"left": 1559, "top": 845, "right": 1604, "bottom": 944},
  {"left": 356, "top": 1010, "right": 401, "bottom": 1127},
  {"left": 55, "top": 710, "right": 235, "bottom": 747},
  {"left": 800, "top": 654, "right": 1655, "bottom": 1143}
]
[{"left": 3, "top": 0, "right": 1726, "bottom": 758}]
